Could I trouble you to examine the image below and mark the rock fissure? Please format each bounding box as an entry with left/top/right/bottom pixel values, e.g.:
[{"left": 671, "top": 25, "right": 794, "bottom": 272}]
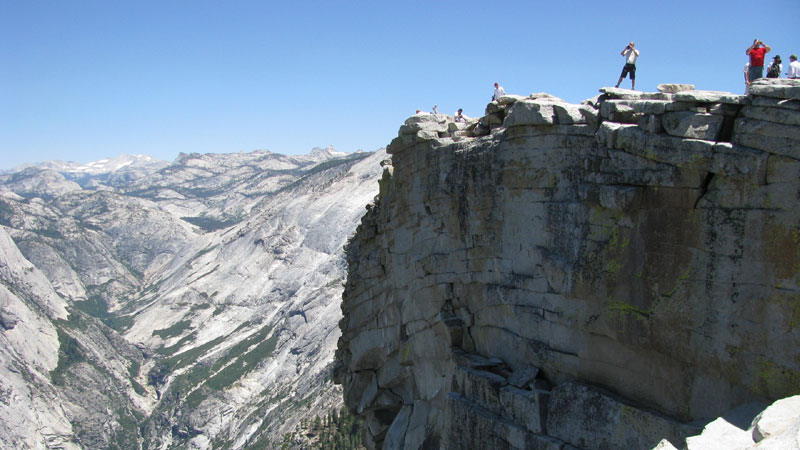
[{"left": 693, "top": 172, "right": 716, "bottom": 209}]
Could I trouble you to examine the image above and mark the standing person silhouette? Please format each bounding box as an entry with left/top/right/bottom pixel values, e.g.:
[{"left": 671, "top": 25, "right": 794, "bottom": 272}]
[
  {"left": 615, "top": 41, "right": 640, "bottom": 89},
  {"left": 746, "top": 39, "right": 771, "bottom": 82},
  {"left": 744, "top": 62, "right": 751, "bottom": 94},
  {"left": 788, "top": 54, "right": 800, "bottom": 79}
]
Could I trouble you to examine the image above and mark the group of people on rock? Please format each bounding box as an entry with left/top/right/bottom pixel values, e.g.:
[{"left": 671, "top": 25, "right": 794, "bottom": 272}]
[
  {"left": 418, "top": 39, "right": 799, "bottom": 120},
  {"left": 744, "top": 39, "right": 800, "bottom": 94},
  {"left": 452, "top": 84, "right": 504, "bottom": 121},
  {"left": 414, "top": 82, "right": 505, "bottom": 120},
  {"left": 434, "top": 41, "right": 641, "bottom": 120}
]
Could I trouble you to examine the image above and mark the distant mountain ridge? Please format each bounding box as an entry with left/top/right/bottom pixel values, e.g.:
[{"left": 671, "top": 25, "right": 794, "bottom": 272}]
[
  {"left": 2, "top": 146, "right": 348, "bottom": 178},
  {"left": 2, "top": 153, "right": 167, "bottom": 178},
  {"left": 0, "top": 146, "right": 384, "bottom": 449}
]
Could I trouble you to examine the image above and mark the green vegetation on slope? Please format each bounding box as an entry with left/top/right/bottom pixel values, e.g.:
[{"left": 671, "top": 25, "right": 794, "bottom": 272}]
[
  {"left": 72, "top": 295, "right": 134, "bottom": 332},
  {"left": 280, "top": 407, "right": 365, "bottom": 450},
  {"left": 50, "top": 328, "right": 85, "bottom": 385},
  {"left": 151, "top": 319, "right": 192, "bottom": 339},
  {"left": 145, "top": 323, "right": 283, "bottom": 442}
]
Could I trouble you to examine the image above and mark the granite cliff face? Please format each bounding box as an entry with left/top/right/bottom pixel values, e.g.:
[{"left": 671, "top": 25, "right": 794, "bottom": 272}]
[{"left": 335, "top": 79, "right": 800, "bottom": 449}]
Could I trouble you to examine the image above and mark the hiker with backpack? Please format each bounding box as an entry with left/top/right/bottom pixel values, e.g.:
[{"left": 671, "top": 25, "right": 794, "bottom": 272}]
[
  {"left": 746, "top": 39, "right": 772, "bottom": 81},
  {"left": 767, "top": 55, "right": 782, "bottom": 78}
]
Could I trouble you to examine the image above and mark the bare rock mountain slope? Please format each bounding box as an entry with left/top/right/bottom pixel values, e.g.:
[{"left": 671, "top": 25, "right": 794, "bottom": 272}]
[{"left": 0, "top": 147, "right": 384, "bottom": 449}]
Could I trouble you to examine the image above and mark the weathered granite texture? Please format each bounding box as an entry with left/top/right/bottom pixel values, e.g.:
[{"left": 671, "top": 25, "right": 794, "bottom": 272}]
[
  {"left": 656, "top": 394, "right": 800, "bottom": 450},
  {"left": 335, "top": 78, "right": 800, "bottom": 450}
]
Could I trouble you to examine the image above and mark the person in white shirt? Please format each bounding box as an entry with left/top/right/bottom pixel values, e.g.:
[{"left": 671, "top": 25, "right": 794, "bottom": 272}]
[
  {"left": 788, "top": 54, "right": 800, "bottom": 79},
  {"left": 744, "top": 62, "right": 751, "bottom": 95},
  {"left": 492, "top": 82, "right": 506, "bottom": 101},
  {"left": 615, "top": 41, "right": 640, "bottom": 89}
]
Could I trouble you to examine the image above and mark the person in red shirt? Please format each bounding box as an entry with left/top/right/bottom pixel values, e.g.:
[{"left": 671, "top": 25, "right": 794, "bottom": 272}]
[{"left": 746, "top": 39, "right": 772, "bottom": 82}]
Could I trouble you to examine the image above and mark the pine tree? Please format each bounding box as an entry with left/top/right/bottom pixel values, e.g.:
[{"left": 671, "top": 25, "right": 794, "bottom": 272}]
[{"left": 313, "top": 415, "right": 322, "bottom": 431}]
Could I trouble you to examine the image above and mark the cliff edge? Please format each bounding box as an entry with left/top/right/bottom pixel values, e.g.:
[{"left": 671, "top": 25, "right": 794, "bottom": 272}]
[{"left": 335, "top": 79, "right": 800, "bottom": 449}]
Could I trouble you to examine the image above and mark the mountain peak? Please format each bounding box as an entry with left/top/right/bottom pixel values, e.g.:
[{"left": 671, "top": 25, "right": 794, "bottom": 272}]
[{"left": 309, "top": 145, "right": 346, "bottom": 160}]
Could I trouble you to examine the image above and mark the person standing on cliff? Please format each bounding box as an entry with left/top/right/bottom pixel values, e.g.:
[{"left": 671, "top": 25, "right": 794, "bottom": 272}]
[
  {"left": 787, "top": 54, "right": 800, "bottom": 79},
  {"left": 766, "top": 55, "right": 782, "bottom": 78},
  {"left": 746, "top": 39, "right": 771, "bottom": 82},
  {"left": 492, "top": 82, "right": 506, "bottom": 101},
  {"left": 744, "top": 62, "right": 751, "bottom": 94},
  {"left": 615, "top": 41, "right": 639, "bottom": 90}
]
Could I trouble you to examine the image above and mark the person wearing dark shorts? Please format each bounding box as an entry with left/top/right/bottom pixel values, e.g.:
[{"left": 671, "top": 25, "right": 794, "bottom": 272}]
[{"left": 615, "top": 41, "right": 640, "bottom": 89}]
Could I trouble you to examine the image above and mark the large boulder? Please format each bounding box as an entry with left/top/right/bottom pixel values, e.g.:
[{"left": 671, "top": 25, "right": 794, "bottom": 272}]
[
  {"left": 658, "top": 83, "right": 695, "bottom": 93},
  {"left": 662, "top": 111, "right": 725, "bottom": 139},
  {"left": 751, "top": 395, "right": 800, "bottom": 443},
  {"left": 685, "top": 418, "right": 755, "bottom": 450},
  {"left": 504, "top": 99, "right": 592, "bottom": 128}
]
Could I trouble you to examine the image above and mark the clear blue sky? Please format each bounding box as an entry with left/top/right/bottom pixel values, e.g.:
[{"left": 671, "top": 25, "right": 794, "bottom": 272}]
[{"left": 1, "top": 0, "right": 797, "bottom": 170}]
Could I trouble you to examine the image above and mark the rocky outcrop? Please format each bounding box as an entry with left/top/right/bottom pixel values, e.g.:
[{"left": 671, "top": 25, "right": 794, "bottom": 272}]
[
  {"left": 335, "top": 78, "right": 800, "bottom": 449},
  {"left": 654, "top": 395, "right": 800, "bottom": 450}
]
